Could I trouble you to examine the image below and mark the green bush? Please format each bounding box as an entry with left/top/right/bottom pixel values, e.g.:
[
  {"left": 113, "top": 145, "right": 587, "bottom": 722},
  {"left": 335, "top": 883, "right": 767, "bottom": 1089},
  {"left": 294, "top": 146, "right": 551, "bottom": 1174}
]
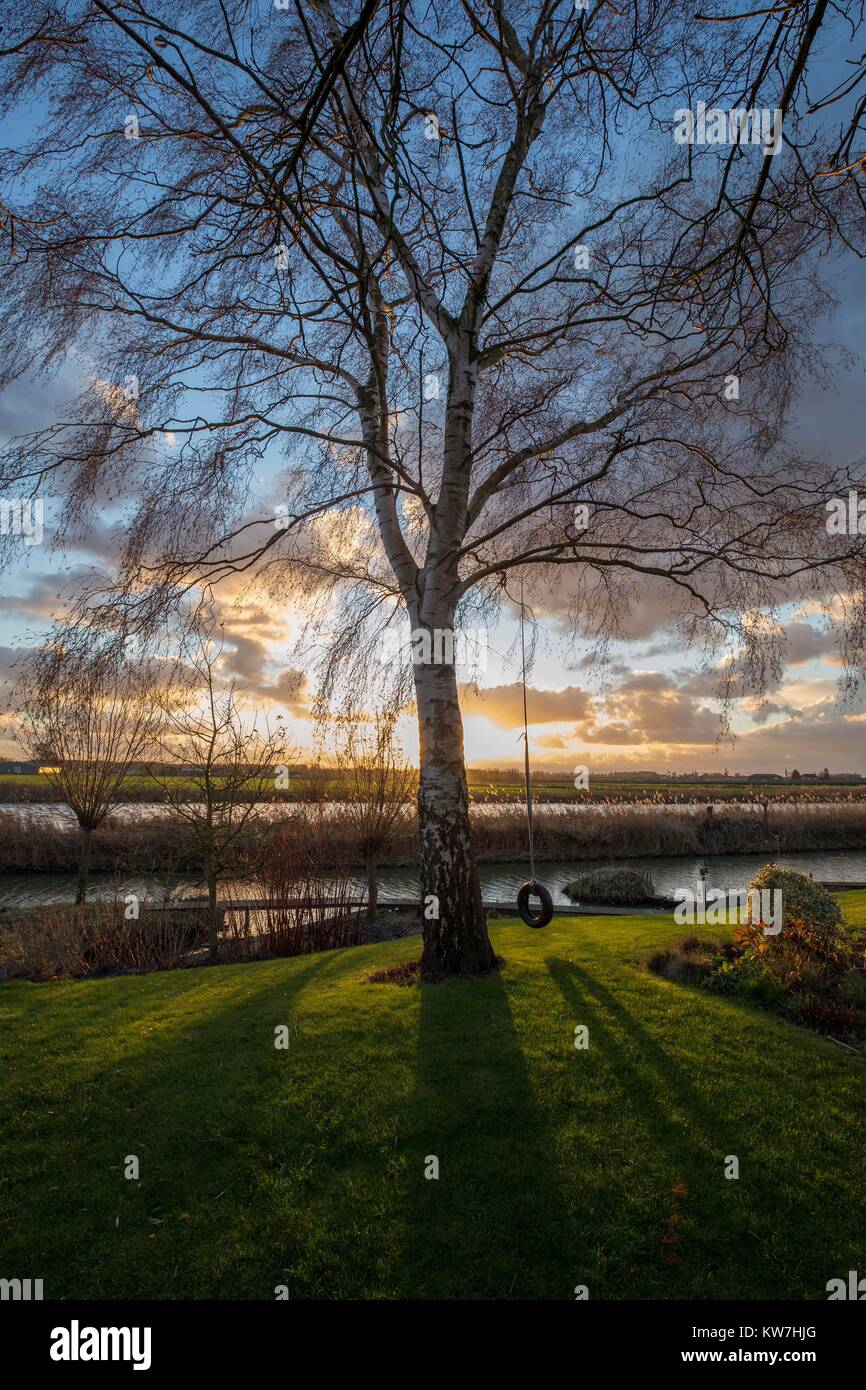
[
  {"left": 563, "top": 865, "right": 654, "bottom": 905},
  {"left": 653, "top": 870, "right": 866, "bottom": 1043},
  {"left": 745, "top": 864, "right": 844, "bottom": 933}
]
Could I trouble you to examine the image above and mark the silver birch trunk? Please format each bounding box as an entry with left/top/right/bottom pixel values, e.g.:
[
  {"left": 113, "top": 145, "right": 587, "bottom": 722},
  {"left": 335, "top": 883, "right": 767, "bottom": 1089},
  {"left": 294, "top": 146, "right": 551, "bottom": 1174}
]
[{"left": 414, "top": 652, "right": 495, "bottom": 978}]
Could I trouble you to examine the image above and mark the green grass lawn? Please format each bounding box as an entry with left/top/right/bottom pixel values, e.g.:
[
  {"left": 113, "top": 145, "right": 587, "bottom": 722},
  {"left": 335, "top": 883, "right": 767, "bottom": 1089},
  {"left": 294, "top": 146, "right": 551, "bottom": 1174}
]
[{"left": 2, "top": 897, "right": 866, "bottom": 1301}]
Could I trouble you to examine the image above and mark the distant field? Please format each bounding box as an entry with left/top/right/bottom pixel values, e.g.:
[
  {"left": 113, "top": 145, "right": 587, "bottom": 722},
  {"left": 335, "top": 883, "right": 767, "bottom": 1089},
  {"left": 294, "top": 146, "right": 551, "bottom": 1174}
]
[
  {"left": 1, "top": 771, "right": 864, "bottom": 805},
  {"left": 469, "top": 779, "right": 866, "bottom": 803}
]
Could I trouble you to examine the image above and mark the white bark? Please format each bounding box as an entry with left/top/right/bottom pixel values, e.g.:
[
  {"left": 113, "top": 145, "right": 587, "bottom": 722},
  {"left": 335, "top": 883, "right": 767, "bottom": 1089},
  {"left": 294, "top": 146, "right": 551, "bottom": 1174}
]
[{"left": 414, "top": 646, "right": 494, "bottom": 977}]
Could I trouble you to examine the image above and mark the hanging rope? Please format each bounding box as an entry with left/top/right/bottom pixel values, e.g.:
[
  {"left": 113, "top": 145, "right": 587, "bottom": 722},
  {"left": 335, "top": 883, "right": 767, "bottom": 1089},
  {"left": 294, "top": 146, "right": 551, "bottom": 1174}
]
[
  {"left": 520, "top": 573, "right": 536, "bottom": 883},
  {"left": 516, "top": 576, "right": 554, "bottom": 930}
]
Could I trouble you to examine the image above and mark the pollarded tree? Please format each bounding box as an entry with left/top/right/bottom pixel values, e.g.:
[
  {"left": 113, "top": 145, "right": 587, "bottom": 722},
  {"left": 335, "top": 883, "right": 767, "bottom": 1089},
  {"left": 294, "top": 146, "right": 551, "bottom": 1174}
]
[
  {"left": 1, "top": 2, "right": 865, "bottom": 976},
  {"left": 13, "top": 631, "right": 165, "bottom": 903}
]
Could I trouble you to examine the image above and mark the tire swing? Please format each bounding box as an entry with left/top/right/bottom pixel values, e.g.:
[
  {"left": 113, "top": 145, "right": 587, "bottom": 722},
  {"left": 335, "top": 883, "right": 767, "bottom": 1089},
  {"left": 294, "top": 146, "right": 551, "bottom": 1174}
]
[{"left": 516, "top": 578, "right": 554, "bottom": 930}]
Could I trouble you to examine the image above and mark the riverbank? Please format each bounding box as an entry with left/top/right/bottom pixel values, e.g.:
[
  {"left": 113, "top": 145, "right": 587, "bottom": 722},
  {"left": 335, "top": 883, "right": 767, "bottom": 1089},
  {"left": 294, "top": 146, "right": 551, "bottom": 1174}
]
[{"left": 2, "top": 801, "right": 866, "bottom": 876}]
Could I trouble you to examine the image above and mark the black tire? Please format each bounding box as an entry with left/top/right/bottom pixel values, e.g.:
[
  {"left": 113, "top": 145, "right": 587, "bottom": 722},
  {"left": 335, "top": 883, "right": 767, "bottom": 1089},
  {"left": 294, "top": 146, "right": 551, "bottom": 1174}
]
[{"left": 516, "top": 879, "right": 554, "bottom": 929}]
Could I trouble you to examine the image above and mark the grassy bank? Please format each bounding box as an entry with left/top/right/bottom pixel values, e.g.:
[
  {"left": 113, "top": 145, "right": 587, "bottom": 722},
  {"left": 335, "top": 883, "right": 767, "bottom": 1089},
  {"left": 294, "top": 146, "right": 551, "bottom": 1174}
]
[
  {"left": 3, "top": 801, "right": 866, "bottom": 877},
  {"left": 2, "top": 895, "right": 866, "bottom": 1299}
]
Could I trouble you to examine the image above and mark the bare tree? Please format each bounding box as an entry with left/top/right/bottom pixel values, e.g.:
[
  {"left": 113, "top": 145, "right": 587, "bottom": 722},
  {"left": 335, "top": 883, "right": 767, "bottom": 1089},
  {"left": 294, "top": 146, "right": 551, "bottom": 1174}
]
[
  {"left": 14, "top": 633, "right": 164, "bottom": 904},
  {"left": 148, "top": 626, "right": 292, "bottom": 959},
  {"left": 1, "top": 3, "right": 866, "bottom": 977},
  {"left": 332, "top": 711, "right": 416, "bottom": 924}
]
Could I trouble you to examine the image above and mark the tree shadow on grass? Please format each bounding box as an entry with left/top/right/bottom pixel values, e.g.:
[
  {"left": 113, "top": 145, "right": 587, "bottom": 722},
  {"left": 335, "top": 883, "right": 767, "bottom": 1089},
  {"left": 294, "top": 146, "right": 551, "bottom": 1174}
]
[
  {"left": 6, "top": 947, "right": 391, "bottom": 1299},
  {"left": 547, "top": 957, "right": 736, "bottom": 1169},
  {"left": 395, "top": 964, "right": 580, "bottom": 1300},
  {"left": 545, "top": 955, "right": 866, "bottom": 1298}
]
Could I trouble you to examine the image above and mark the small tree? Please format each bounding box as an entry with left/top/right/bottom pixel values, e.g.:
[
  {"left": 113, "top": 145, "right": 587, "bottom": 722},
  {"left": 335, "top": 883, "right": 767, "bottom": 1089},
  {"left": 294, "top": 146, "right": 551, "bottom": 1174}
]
[
  {"left": 149, "top": 629, "right": 291, "bottom": 959},
  {"left": 14, "top": 634, "right": 164, "bottom": 904},
  {"left": 334, "top": 715, "right": 416, "bottom": 925}
]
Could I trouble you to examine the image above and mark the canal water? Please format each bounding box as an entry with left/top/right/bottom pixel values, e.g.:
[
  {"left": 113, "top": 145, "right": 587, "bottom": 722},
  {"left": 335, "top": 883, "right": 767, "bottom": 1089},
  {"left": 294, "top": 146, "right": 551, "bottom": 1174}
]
[{"left": 1, "top": 849, "right": 865, "bottom": 910}]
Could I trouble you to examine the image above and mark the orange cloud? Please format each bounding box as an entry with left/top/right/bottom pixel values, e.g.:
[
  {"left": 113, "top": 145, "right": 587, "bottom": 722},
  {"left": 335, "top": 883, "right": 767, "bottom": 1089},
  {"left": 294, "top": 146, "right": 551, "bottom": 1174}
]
[{"left": 458, "top": 681, "right": 594, "bottom": 729}]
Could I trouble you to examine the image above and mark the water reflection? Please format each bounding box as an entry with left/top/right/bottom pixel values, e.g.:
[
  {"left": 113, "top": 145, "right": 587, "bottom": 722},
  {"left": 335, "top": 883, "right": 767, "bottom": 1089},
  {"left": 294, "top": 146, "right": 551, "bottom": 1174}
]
[{"left": 1, "top": 849, "right": 864, "bottom": 910}]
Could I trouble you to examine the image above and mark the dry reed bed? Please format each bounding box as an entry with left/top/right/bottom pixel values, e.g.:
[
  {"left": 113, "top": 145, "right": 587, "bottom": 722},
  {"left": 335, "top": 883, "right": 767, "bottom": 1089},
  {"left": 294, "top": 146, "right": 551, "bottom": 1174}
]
[{"left": 2, "top": 801, "right": 866, "bottom": 876}]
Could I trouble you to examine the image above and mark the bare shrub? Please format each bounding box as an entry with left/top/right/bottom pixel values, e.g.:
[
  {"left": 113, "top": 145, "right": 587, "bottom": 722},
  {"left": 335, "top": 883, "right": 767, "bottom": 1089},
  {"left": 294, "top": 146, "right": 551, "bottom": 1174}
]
[
  {"left": 1, "top": 900, "right": 195, "bottom": 979},
  {"left": 222, "top": 814, "right": 364, "bottom": 961},
  {"left": 648, "top": 935, "right": 726, "bottom": 988},
  {"left": 331, "top": 714, "right": 416, "bottom": 924},
  {"left": 1, "top": 906, "right": 83, "bottom": 979}
]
